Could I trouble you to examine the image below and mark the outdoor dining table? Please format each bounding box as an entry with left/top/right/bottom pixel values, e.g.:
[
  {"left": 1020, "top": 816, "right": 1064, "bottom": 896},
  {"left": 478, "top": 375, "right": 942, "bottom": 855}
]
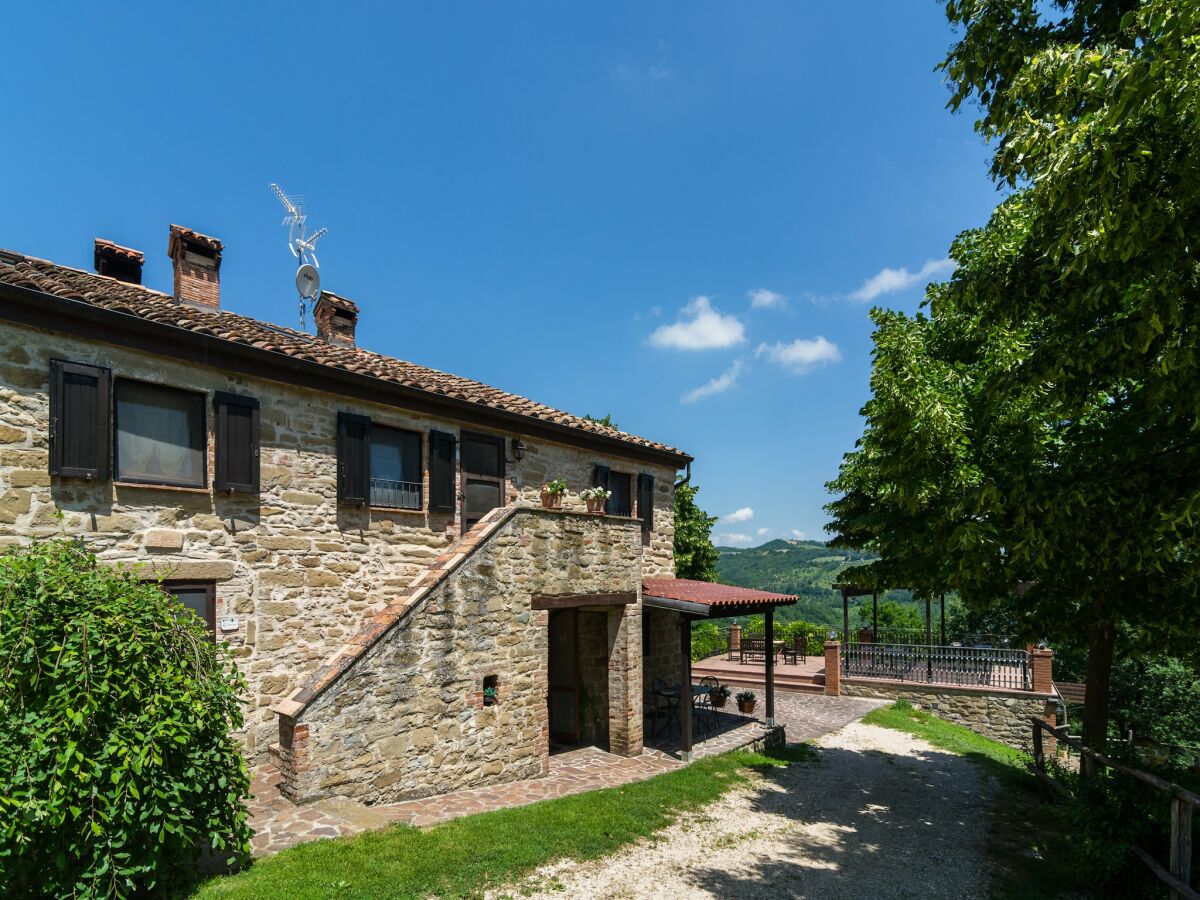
[{"left": 654, "top": 684, "right": 717, "bottom": 738}]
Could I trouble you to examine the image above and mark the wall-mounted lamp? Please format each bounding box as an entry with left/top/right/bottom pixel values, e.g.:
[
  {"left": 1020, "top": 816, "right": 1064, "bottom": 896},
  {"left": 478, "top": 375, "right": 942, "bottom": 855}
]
[{"left": 511, "top": 437, "right": 526, "bottom": 462}]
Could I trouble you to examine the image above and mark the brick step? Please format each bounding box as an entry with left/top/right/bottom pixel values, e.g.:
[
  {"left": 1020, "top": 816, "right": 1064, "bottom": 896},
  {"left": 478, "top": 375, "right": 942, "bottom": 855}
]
[{"left": 692, "top": 666, "right": 826, "bottom": 694}]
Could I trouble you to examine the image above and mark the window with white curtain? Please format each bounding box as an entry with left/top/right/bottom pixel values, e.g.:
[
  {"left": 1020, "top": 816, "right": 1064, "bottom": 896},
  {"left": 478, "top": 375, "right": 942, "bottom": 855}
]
[{"left": 114, "top": 380, "right": 206, "bottom": 487}]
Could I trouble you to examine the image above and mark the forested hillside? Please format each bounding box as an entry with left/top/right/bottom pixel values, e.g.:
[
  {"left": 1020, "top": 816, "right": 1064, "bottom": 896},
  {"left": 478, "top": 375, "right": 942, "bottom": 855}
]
[{"left": 715, "top": 539, "right": 910, "bottom": 626}]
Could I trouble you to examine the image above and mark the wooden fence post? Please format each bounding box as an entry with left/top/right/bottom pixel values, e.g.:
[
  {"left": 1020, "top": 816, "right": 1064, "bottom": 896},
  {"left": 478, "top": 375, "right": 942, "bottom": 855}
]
[{"left": 1170, "top": 796, "right": 1194, "bottom": 900}]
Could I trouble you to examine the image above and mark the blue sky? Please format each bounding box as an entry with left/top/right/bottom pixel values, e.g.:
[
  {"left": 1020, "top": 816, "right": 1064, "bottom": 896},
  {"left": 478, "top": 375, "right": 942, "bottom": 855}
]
[{"left": 0, "top": 2, "right": 997, "bottom": 545}]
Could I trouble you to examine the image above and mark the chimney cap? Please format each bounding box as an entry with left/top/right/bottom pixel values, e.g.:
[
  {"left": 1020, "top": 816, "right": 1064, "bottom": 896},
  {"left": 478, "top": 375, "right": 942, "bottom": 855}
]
[
  {"left": 93, "top": 238, "right": 144, "bottom": 265},
  {"left": 316, "top": 290, "right": 360, "bottom": 314},
  {"left": 168, "top": 224, "right": 223, "bottom": 261}
]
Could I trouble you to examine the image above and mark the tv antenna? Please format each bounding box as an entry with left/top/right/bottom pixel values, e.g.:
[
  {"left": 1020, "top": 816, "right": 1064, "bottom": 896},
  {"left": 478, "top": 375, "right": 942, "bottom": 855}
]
[{"left": 270, "top": 183, "right": 329, "bottom": 328}]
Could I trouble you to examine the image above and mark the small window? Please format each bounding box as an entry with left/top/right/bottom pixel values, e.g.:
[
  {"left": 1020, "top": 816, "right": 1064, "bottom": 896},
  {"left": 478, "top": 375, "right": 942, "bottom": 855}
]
[
  {"left": 608, "top": 472, "right": 633, "bottom": 517},
  {"left": 115, "top": 380, "right": 206, "bottom": 488},
  {"left": 370, "top": 425, "right": 422, "bottom": 509},
  {"left": 162, "top": 581, "right": 215, "bottom": 636}
]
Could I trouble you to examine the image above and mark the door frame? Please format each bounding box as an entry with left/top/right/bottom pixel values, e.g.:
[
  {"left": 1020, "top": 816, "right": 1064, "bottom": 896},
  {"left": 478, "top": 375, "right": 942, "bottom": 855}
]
[
  {"left": 459, "top": 430, "right": 507, "bottom": 534},
  {"left": 547, "top": 608, "right": 580, "bottom": 745}
]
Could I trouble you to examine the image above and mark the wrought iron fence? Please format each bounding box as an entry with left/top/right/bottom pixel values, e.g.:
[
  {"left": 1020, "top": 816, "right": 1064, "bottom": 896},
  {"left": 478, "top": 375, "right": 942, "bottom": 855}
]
[
  {"left": 369, "top": 478, "right": 422, "bottom": 510},
  {"left": 843, "top": 642, "right": 1031, "bottom": 690},
  {"left": 849, "top": 626, "right": 1015, "bottom": 647}
]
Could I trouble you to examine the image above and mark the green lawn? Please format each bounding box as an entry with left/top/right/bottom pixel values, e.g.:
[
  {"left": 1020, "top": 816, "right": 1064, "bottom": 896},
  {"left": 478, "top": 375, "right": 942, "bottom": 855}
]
[
  {"left": 864, "top": 702, "right": 1087, "bottom": 899},
  {"left": 192, "top": 745, "right": 813, "bottom": 900}
]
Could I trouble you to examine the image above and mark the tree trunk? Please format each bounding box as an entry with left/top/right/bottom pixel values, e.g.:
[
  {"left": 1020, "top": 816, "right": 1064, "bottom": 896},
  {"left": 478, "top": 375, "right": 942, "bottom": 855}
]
[{"left": 1080, "top": 613, "right": 1117, "bottom": 777}]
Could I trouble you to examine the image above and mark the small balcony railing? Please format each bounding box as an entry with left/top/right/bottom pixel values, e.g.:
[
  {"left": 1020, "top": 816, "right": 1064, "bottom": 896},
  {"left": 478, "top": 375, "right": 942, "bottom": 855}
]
[
  {"left": 369, "top": 478, "right": 422, "bottom": 510},
  {"left": 843, "top": 642, "right": 1031, "bottom": 691}
]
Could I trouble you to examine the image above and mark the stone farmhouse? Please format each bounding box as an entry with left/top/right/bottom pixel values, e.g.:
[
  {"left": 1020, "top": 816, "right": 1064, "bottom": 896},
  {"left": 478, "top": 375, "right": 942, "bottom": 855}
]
[{"left": 0, "top": 227, "right": 792, "bottom": 805}]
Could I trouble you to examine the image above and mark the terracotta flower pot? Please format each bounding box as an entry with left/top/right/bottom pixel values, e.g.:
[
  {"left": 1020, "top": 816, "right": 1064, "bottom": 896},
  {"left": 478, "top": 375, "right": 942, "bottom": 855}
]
[
  {"left": 711, "top": 692, "right": 729, "bottom": 709},
  {"left": 585, "top": 497, "right": 606, "bottom": 514},
  {"left": 737, "top": 699, "right": 757, "bottom": 714},
  {"left": 541, "top": 490, "right": 564, "bottom": 509}
]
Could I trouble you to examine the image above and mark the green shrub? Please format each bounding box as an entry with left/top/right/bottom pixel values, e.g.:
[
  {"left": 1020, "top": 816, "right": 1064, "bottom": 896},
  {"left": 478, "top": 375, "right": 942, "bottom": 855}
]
[
  {"left": 689, "top": 621, "right": 726, "bottom": 661},
  {"left": 0, "top": 540, "right": 253, "bottom": 897}
]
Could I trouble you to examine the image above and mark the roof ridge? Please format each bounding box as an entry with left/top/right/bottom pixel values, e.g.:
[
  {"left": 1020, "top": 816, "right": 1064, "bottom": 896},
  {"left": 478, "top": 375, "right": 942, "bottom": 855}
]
[{"left": 0, "top": 247, "right": 685, "bottom": 458}]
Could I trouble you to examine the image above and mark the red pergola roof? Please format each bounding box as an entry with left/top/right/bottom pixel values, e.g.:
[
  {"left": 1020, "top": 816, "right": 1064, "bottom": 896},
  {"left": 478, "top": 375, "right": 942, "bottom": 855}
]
[{"left": 642, "top": 578, "right": 797, "bottom": 610}]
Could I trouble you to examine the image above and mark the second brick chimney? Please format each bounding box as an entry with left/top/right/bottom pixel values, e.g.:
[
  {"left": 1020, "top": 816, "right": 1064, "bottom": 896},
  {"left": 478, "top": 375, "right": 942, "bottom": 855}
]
[
  {"left": 167, "top": 225, "right": 223, "bottom": 309},
  {"left": 313, "top": 291, "right": 359, "bottom": 348}
]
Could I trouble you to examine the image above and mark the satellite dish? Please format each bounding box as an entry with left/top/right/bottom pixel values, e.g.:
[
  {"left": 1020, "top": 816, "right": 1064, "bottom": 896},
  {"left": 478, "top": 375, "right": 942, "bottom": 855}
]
[{"left": 296, "top": 264, "right": 320, "bottom": 300}]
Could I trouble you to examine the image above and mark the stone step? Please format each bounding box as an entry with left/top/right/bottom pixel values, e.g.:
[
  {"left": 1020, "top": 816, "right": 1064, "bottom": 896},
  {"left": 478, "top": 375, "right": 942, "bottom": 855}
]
[{"left": 692, "top": 665, "right": 826, "bottom": 694}]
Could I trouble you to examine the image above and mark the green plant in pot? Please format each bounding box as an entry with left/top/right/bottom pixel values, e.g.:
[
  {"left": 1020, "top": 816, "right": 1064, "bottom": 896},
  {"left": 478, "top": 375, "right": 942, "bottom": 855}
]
[
  {"left": 709, "top": 683, "right": 731, "bottom": 709},
  {"left": 736, "top": 690, "right": 757, "bottom": 714},
  {"left": 482, "top": 685, "right": 498, "bottom": 707},
  {"left": 580, "top": 485, "right": 611, "bottom": 514},
  {"left": 541, "top": 479, "right": 568, "bottom": 509}
]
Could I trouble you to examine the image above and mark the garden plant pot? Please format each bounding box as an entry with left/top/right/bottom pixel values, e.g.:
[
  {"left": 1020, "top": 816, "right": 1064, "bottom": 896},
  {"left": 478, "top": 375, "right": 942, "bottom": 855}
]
[
  {"left": 711, "top": 692, "right": 728, "bottom": 709},
  {"left": 737, "top": 699, "right": 757, "bottom": 714},
  {"left": 585, "top": 497, "right": 606, "bottom": 514},
  {"left": 541, "top": 491, "right": 564, "bottom": 509}
]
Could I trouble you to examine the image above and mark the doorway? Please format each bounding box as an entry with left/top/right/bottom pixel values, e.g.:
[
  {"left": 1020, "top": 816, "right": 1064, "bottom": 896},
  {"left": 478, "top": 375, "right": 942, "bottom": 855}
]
[
  {"left": 547, "top": 609, "right": 579, "bottom": 745},
  {"left": 460, "top": 431, "right": 505, "bottom": 533}
]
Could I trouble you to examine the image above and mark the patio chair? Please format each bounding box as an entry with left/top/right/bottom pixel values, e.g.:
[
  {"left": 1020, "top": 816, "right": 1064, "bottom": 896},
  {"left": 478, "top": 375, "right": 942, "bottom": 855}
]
[
  {"left": 697, "top": 675, "right": 721, "bottom": 735},
  {"left": 739, "top": 634, "right": 766, "bottom": 664},
  {"left": 781, "top": 632, "right": 807, "bottom": 666},
  {"left": 651, "top": 677, "right": 680, "bottom": 739}
]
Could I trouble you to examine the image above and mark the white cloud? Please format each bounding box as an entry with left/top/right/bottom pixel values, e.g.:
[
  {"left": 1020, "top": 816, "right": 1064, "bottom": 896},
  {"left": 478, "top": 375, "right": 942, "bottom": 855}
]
[
  {"left": 789, "top": 528, "right": 807, "bottom": 540},
  {"left": 681, "top": 360, "right": 744, "bottom": 404},
  {"left": 756, "top": 527, "right": 771, "bottom": 537},
  {"left": 650, "top": 297, "right": 745, "bottom": 351},
  {"left": 715, "top": 532, "right": 755, "bottom": 546},
  {"left": 755, "top": 336, "right": 842, "bottom": 374},
  {"left": 849, "top": 258, "right": 955, "bottom": 303},
  {"left": 748, "top": 288, "right": 786, "bottom": 309},
  {"left": 723, "top": 507, "right": 754, "bottom": 524}
]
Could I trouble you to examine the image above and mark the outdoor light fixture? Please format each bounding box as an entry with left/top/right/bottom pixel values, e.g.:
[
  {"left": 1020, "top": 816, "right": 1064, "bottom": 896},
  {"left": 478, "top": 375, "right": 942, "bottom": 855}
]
[
  {"left": 511, "top": 437, "right": 526, "bottom": 461},
  {"left": 828, "top": 629, "right": 837, "bottom": 641}
]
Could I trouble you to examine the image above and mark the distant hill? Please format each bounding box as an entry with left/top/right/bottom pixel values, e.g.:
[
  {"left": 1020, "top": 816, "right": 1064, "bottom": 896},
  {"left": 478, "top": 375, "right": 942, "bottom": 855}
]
[{"left": 715, "top": 539, "right": 905, "bottom": 626}]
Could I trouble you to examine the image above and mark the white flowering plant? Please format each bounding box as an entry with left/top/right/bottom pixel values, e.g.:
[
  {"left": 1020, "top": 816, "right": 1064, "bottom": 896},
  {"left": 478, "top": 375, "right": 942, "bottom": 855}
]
[{"left": 580, "top": 486, "right": 612, "bottom": 500}]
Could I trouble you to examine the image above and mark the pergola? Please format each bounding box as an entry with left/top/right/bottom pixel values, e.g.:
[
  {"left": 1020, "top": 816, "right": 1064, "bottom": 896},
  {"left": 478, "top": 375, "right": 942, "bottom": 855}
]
[
  {"left": 643, "top": 578, "right": 797, "bottom": 760},
  {"left": 832, "top": 583, "right": 947, "bottom": 646}
]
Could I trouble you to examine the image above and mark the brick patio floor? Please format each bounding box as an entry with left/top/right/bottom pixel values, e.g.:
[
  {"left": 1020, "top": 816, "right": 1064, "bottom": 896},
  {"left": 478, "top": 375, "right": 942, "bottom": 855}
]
[{"left": 246, "top": 690, "right": 884, "bottom": 857}]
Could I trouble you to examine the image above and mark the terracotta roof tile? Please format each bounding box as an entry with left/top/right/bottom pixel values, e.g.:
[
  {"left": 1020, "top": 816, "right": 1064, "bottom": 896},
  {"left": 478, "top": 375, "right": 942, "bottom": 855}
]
[
  {"left": 0, "top": 250, "right": 687, "bottom": 458},
  {"left": 642, "top": 578, "right": 797, "bottom": 609}
]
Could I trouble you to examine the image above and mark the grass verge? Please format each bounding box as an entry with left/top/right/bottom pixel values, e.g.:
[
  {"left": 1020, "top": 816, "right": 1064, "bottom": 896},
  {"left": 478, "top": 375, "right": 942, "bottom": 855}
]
[
  {"left": 192, "top": 744, "right": 814, "bottom": 900},
  {"left": 864, "top": 702, "right": 1087, "bottom": 899}
]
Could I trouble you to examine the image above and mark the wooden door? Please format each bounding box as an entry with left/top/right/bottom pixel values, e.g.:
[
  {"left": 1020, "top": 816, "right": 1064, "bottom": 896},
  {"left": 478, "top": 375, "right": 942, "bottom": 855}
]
[
  {"left": 460, "top": 431, "right": 505, "bottom": 533},
  {"left": 547, "top": 609, "right": 579, "bottom": 744}
]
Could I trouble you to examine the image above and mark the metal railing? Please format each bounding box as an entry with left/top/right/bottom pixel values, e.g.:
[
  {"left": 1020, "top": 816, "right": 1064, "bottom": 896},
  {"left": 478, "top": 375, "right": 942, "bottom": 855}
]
[
  {"left": 843, "top": 642, "right": 1031, "bottom": 691},
  {"left": 369, "top": 478, "right": 422, "bottom": 510},
  {"left": 849, "top": 626, "right": 1014, "bottom": 647}
]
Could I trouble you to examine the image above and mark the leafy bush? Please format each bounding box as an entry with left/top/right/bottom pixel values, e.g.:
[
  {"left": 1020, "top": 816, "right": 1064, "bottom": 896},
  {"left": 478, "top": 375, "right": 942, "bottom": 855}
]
[
  {"left": 689, "top": 621, "right": 726, "bottom": 661},
  {"left": 0, "top": 540, "right": 253, "bottom": 897}
]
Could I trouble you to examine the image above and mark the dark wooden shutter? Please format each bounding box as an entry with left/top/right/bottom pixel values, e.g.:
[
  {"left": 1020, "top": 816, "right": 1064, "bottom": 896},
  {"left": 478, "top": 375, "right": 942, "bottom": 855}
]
[
  {"left": 637, "top": 473, "right": 655, "bottom": 533},
  {"left": 49, "top": 359, "right": 110, "bottom": 480},
  {"left": 428, "top": 430, "right": 457, "bottom": 512},
  {"left": 592, "top": 464, "right": 610, "bottom": 491},
  {"left": 213, "top": 392, "right": 260, "bottom": 492},
  {"left": 337, "top": 412, "right": 371, "bottom": 506}
]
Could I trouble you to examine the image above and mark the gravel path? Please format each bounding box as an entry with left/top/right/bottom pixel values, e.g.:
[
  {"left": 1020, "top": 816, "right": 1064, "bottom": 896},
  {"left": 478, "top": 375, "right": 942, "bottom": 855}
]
[{"left": 495, "top": 721, "right": 995, "bottom": 900}]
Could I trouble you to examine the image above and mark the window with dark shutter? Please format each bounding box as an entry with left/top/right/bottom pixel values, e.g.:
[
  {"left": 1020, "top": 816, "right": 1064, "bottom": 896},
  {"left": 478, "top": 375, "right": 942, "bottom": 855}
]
[
  {"left": 370, "top": 425, "right": 422, "bottom": 509},
  {"left": 428, "top": 430, "right": 457, "bottom": 512},
  {"left": 337, "top": 412, "right": 371, "bottom": 505},
  {"left": 637, "top": 473, "right": 655, "bottom": 533},
  {"left": 592, "top": 464, "right": 610, "bottom": 492},
  {"left": 114, "top": 380, "right": 206, "bottom": 488},
  {"left": 49, "top": 359, "right": 110, "bottom": 480},
  {"left": 213, "top": 392, "right": 259, "bottom": 493},
  {"left": 161, "top": 581, "right": 216, "bottom": 637},
  {"left": 608, "top": 472, "right": 632, "bottom": 517}
]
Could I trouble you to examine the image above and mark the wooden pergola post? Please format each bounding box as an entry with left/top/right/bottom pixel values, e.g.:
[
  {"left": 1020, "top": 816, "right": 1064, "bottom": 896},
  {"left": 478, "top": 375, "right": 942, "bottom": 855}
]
[
  {"left": 940, "top": 593, "right": 946, "bottom": 645},
  {"left": 679, "top": 615, "right": 693, "bottom": 762},
  {"left": 842, "top": 588, "right": 850, "bottom": 647},
  {"left": 872, "top": 590, "right": 878, "bottom": 638},
  {"left": 925, "top": 597, "right": 933, "bottom": 682},
  {"left": 765, "top": 606, "right": 775, "bottom": 727}
]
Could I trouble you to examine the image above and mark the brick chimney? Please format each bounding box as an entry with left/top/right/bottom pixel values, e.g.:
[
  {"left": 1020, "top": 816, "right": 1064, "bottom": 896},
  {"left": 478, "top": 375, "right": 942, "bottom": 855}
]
[
  {"left": 167, "top": 225, "right": 223, "bottom": 309},
  {"left": 93, "top": 239, "right": 144, "bottom": 285},
  {"left": 313, "top": 291, "right": 359, "bottom": 348}
]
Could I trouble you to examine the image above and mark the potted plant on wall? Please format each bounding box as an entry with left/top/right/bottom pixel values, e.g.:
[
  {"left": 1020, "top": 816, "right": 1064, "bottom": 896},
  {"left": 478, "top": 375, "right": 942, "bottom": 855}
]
[
  {"left": 482, "top": 684, "right": 498, "bottom": 707},
  {"left": 580, "top": 486, "right": 611, "bottom": 514},
  {"left": 541, "top": 479, "right": 568, "bottom": 509},
  {"left": 736, "top": 690, "right": 757, "bottom": 714},
  {"left": 709, "top": 683, "right": 731, "bottom": 709}
]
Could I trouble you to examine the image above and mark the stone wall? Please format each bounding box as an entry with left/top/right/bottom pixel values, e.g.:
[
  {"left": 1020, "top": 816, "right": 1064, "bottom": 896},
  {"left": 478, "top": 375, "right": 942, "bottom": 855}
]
[
  {"left": 643, "top": 607, "right": 684, "bottom": 690},
  {"left": 277, "top": 509, "right": 644, "bottom": 805},
  {"left": 0, "top": 319, "right": 677, "bottom": 761},
  {"left": 843, "top": 680, "right": 1057, "bottom": 749}
]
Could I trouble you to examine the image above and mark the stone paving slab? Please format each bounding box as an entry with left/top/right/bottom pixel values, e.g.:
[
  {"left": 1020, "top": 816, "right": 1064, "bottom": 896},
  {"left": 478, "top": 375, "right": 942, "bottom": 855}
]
[{"left": 245, "top": 691, "right": 883, "bottom": 857}]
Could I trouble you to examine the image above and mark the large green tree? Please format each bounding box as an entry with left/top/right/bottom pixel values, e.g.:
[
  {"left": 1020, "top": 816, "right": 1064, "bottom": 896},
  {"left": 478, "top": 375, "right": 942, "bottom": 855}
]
[
  {"left": 674, "top": 482, "right": 719, "bottom": 582},
  {"left": 828, "top": 0, "right": 1200, "bottom": 751}
]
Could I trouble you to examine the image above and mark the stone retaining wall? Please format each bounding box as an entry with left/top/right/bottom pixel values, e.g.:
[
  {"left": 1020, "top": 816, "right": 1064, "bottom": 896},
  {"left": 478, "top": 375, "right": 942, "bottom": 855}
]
[
  {"left": 843, "top": 680, "right": 1056, "bottom": 749},
  {"left": 275, "top": 509, "right": 644, "bottom": 805}
]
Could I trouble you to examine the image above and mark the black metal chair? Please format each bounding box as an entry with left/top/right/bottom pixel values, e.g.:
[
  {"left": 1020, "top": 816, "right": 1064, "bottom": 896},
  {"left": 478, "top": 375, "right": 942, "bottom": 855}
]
[
  {"left": 781, "top": 631, "right": 808, "bottom": 665},
  {"left": 697, "top": 675, "right": 722, "bottom": 735},
  {"left": 652, "top": 677, "right": 680, "bottom": 739}
]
